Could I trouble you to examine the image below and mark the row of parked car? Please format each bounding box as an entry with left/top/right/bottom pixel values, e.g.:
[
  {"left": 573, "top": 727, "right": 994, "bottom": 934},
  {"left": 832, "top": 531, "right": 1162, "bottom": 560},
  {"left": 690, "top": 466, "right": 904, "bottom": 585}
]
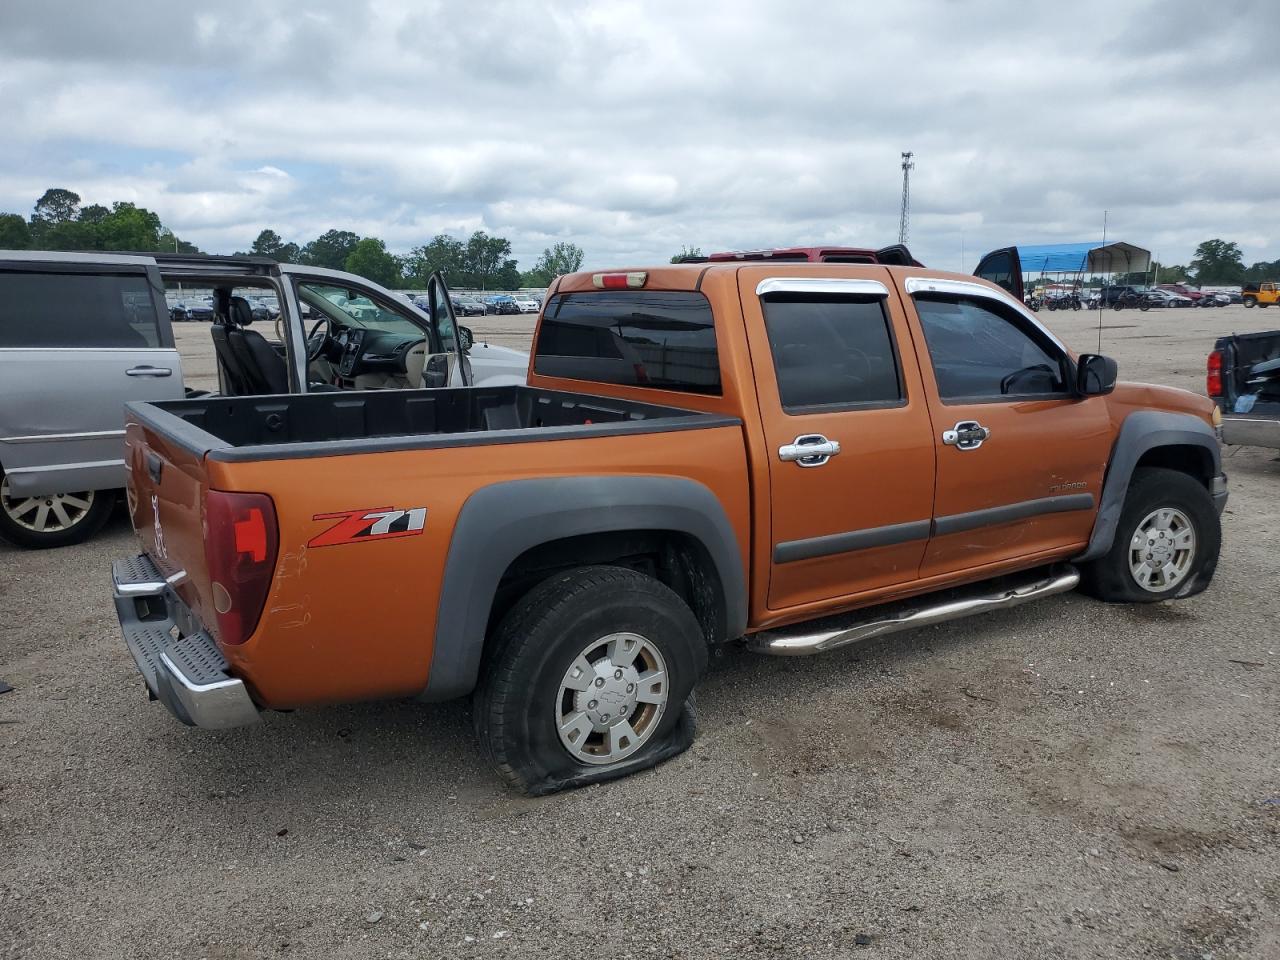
[
  {"left": 168, "top": 291, "right": 543, "bottom": 321},
  {"left": 1026, "top": 285, "right": 1239, "bottom": 312}
]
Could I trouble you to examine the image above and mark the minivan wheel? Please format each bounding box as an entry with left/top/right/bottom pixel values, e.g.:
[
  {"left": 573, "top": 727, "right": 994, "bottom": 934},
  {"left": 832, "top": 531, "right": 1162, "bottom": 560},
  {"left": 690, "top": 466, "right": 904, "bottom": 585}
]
[
  {"left": 474, "top": 565, "right": 706, "bottom": 795},
  {"left": 0, "top": 475, "right": 114, "bottom": 549},
  {"left": 1080, "top": 467, "right": 1220, "bottom": 603}
]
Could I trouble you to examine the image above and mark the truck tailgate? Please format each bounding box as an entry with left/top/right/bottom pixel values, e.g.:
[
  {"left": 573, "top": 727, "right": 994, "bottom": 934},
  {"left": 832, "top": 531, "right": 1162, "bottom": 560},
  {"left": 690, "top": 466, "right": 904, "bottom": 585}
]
[{"left": 124, "top": 419, "right": 217, "bottom": 631}]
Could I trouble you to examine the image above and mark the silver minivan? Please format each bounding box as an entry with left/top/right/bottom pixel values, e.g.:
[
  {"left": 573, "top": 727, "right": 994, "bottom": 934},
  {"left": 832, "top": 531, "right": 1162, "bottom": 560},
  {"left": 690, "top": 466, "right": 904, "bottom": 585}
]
[{"left": 0, "top": 250, "right": 528, "bottom": 548}]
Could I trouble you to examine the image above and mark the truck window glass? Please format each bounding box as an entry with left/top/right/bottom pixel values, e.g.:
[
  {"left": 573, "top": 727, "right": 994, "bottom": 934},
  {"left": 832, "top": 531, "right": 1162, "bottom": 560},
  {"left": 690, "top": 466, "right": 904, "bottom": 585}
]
[
  {"left": 915, "top": 295, "right": 1065, "bottom": 400},
  {"left": 534, "top": 291, "right": 720, "bottom": 394},
  {"left": 975, "top": 251, "right": 1015, "bottom": 293},
  {"left": 760, "top": 295, "right": 902, "bottom": 411},
  {"left": 0, "top": 272, "right": 159, "bottom": 348}
]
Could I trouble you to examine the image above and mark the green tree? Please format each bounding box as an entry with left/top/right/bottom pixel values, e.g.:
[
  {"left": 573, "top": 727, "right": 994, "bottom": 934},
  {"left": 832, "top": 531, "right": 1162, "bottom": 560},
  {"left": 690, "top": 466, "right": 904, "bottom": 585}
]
[
  {"left": 0, "top": 213, "right": 31, "bottom": 249},
  {"left": 670, "top": 245, "right": 703, "bottom": 263},
  {"left": 493, "top": 260, "right": 522, "bottom": 290},
  {"left": 1151, "top": 262, "right": 1190, "bottom": 283},
  {"left": 1243, "top": 258, "right": 1280, "bottom": 283},
  {"left": 248, "top": 228, "right": 298, "bottom": 261},
  {"left": 524, "top": 241, "right": 584, "bottom": 285},
  {"left": 1189, "top": 239, "right": 1245, "bottom": 284},
  {"left": 31, "top": 188, "right": 81, "bottom": 229},
  {"left": 463, "top": 231, "right": 516, "bottom": 290},
  {"left": 299, "top": 229, "right": 361, "bottom": 270},
  {"left": 344, "top": 237, "right": 402, "bottom": 287},
  {"left": 404, "top": 234, "right": 466, "bottom": 285},
  {"left": 96, "top": 202, "right": 165, "bottom": 251},
  {"left": 158, "top": 229, "right": 200, "bottom": 254}
]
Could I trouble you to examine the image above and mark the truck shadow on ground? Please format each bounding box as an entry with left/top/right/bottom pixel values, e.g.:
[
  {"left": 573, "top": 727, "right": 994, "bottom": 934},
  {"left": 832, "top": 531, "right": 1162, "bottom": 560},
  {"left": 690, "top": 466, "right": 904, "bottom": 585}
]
[{"left": 152, "top": 593, "right": 1087, "bottom": 813}]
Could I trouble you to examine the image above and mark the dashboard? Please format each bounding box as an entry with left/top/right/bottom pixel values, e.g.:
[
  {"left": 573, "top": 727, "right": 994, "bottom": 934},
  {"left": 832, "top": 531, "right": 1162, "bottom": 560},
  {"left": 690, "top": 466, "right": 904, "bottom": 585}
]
[{"left": 323, "top": 325, "right": 426, "bottom": 382}]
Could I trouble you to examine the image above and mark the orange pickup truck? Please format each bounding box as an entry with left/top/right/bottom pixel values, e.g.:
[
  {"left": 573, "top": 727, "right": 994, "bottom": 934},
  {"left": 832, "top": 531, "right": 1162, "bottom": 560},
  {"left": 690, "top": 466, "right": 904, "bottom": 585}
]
[{"left": 112, "top": 262, "right": 1228, "bottom": 794}]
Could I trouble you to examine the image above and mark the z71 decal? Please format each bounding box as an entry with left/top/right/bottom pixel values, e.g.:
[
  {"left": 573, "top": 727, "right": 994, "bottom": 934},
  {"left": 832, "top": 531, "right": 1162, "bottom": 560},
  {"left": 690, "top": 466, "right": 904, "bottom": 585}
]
[{"left": 308, "top": 506, "right": 428, "bottom": 548}]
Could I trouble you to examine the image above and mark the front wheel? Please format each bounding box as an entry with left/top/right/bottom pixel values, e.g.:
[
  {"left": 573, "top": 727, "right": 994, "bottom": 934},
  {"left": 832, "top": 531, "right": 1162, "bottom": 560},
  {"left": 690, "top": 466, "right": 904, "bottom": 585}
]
[
  {"left": 474, "top": 565, "right": 707, "bottom": 795},
  {"left": 1080, "top": 467, "right": 1220, "bottom": 603},
  {"left": 0, "top": 474, "right": 114, "bottom": 549}
]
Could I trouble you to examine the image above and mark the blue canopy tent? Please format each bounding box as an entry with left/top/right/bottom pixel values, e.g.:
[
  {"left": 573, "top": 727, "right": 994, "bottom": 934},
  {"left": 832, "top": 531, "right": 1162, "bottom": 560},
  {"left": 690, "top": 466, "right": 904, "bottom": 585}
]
[
  {"left": 974, "top": 241, "right": 1152, "bottom": 303},
  {"left": 1012, "top": 241, "right": 1151, "bottom": 276}
]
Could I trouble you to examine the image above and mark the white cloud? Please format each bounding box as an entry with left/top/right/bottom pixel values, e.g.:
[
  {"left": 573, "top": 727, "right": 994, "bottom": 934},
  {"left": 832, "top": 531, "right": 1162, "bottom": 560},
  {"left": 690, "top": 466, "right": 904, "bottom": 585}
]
[{"left": 0, "top": 0, "right": 1276, "bottom": 271}]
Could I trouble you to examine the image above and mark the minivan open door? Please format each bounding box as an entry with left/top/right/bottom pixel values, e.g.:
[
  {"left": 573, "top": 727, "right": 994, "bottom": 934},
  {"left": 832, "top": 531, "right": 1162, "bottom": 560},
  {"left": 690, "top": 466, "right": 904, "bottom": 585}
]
[
  {"left": 425, "top": 271, "right": 469, "bottom": 386},
  {"left": 974, "top": 246, "right": 1023, "bottom": 301}
]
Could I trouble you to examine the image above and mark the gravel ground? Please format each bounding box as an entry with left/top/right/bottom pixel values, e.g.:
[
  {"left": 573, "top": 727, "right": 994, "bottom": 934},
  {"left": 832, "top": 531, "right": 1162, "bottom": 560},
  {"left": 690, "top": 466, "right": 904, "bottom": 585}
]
[{"left": 2, "top": 303, "right": 1278, "bottom": 959}]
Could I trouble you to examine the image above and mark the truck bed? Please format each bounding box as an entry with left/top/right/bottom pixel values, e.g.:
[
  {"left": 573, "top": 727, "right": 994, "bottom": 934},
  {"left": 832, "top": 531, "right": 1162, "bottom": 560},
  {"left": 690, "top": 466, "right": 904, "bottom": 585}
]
[{"left": 126, "top": 385, "right": 739, "bottom": 461}]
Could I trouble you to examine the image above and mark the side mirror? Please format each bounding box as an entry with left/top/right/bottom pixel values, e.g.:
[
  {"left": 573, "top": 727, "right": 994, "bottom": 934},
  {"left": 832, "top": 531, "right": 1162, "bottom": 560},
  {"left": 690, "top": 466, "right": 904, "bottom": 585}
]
[
  {"left": 423, "top": 353, "right": 450, "bottom": 388},
  {"left": 458, "top": 325, "right": 474, "bottom": 353},
  {"left": 1076, "top": 354, "right": 1118, "bottom": 396}
]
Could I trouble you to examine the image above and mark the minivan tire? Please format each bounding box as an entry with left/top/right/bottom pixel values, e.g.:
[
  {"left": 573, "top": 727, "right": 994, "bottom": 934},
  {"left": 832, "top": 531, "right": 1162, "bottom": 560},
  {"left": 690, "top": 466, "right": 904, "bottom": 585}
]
[
  {"left": 1079, "top": 467, "right": 1220, "bottom": 603},
  {"left": 0, "top": 473, "right": 115, "bottom": 549},
  {"left": 474, "top": 565, "right": 707, "bottom": 796}
]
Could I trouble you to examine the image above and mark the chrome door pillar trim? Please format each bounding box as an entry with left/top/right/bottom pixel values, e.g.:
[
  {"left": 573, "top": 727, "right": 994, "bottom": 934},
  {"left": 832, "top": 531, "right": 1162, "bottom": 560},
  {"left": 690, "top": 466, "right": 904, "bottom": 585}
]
[{"left": 903, "top": 276, "right": 1067, "bottom": 351}]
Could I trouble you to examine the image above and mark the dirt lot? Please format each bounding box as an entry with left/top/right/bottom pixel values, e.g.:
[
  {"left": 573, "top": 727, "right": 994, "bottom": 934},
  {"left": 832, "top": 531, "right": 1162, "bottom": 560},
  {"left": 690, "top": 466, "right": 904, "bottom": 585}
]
[{"left": 2, "top": 303, "right": 1278, "bottom": 959}]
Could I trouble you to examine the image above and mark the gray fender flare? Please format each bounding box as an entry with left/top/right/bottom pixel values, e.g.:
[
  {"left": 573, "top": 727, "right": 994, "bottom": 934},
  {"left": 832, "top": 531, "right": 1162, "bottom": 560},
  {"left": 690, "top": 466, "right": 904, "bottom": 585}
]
[
  {"left": 420, "top": 476, "right": 747, "bottom": 702},
  {"left": 1075, "top": 410, "right": 1221, "bottom": 562}
]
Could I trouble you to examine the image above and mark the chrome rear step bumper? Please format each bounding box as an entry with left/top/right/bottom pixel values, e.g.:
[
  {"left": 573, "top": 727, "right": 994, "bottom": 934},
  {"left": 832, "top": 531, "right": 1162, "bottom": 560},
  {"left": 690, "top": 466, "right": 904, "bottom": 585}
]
[
  {"left": 112, "top": 554, "right": 260, "bottom": 729},
  {"left": 750, "top": 564, "right": 1080, "bottom": 656}
]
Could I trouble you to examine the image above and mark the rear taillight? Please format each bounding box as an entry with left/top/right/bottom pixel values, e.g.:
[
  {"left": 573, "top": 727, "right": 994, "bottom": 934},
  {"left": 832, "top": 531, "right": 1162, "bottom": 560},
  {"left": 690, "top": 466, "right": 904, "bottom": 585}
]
[
  {"left": 203, "top": 490, "right": 278, "bottom": 646},
  {"left": 1206, "top": 349, "right": 1223, "bottom": 398}
]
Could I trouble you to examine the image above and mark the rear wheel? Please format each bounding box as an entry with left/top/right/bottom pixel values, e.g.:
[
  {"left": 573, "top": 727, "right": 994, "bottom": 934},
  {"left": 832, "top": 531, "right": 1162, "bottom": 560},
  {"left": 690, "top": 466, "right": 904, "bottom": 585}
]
[
  {"left": 1080, "top": 467, "right": 1220, "bottom": 602},
  {"left": 474, "top": 565, "right": 706, "bottom": 795},
  {"left": 0, "top": 473, "right": 114, "bottom": 549},
  {"left": 1244, "top": 296, "right": 1257, "bottom": 308}
]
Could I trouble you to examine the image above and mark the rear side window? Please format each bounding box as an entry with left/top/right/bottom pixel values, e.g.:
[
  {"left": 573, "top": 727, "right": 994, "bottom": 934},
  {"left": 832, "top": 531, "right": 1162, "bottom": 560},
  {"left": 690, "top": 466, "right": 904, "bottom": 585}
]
[
  {"left": 0, "top": 271, "right": 160, "bottom": 348},
  {"left": 534, "top": 291, "right": 720, "bottom": 394},
  {"left": 761, "top": 295, "right": 903, "bottom": 411}
]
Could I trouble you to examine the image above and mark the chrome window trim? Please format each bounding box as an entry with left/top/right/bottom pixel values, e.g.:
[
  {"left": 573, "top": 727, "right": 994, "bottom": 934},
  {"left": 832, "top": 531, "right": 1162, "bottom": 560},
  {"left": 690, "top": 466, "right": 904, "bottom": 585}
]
[
  {"left": 0, "top": 347, "right": 177, "bottom": 354},
  {"left": 0, "top": 458, "right": 125, "bottom": 474},
  {"left": 0, "top": 251, "right": 158, "bottom": 267},
  {"left": 756, "top": 278, "right": 890, "bottom": 298},
  {"left": 903, "top": 276, "right": 1067, "bottom": 351}
]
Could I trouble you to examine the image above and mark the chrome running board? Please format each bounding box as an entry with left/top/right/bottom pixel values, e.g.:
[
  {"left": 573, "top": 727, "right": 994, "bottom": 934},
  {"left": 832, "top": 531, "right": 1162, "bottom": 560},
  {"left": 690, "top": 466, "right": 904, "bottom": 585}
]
[{"left": 750, "top": 565, "right": 1080, "bottom": 656}]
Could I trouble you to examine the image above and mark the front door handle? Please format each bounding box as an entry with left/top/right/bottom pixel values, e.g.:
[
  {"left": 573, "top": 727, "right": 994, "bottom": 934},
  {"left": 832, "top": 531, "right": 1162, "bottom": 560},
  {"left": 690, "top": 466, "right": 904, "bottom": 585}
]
[
  {"left": 942, "top": 420, "right": 991, "bottom": 450},
  {"left": 779, "top": 434, "right": 841, "bottom": 467},
  {"left": 126, "top": 365, "right": 173, "bottom": 378}
]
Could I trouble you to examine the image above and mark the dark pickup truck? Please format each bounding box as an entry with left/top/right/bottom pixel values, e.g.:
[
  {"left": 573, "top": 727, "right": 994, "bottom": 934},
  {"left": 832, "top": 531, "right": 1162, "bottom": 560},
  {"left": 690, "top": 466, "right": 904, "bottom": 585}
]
[{"left": 1208, "top": 330, "right": 1280, "bottom": 449}]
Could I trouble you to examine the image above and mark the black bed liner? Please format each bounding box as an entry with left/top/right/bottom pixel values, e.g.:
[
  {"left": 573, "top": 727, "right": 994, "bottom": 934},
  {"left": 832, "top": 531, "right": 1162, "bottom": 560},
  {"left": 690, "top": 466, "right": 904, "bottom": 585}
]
[{"left": 126, "top": 385, "right": 741, "bottom": 463}]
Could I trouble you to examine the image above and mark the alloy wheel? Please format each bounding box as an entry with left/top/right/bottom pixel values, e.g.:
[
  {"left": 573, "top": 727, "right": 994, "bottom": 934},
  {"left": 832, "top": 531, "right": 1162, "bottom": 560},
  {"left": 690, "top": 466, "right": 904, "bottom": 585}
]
[
  {"left": 555, "top": 632, "right": 669, "bottom": 765},
  {"left": 0, "top": 476, "right": 96, "bottom": 533}
]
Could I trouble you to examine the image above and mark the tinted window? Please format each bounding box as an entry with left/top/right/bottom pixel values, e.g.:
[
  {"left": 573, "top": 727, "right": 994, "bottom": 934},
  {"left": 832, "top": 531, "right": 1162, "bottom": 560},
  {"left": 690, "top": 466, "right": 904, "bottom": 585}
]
[
  {"left": 0, "top": 271, "right": 160, "bottom": 348},
  {"left": 976, "top": 251, "right": 1015, "bottom": 293},
  {"left": 915, "top": 295, "right": 1065, "bottom": 400},
  {"left": 535, "top": 291, "right": 720, "bottom": 394},
  {"left": 761, "top": 295, "right": 902, "bottom": 410}
]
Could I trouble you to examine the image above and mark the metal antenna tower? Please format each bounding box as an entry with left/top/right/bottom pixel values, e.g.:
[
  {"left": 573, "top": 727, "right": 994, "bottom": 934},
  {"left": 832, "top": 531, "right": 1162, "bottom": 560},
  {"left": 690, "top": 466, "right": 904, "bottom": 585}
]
[{"left": 898, "top": 151, "right": 914, "bottom": 244}]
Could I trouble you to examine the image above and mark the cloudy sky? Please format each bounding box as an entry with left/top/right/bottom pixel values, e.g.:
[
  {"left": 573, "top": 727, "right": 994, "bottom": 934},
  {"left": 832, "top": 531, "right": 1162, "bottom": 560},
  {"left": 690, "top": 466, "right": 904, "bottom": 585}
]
[{"left": 1, "top": 0, "right": 1276, "bottom": 272}]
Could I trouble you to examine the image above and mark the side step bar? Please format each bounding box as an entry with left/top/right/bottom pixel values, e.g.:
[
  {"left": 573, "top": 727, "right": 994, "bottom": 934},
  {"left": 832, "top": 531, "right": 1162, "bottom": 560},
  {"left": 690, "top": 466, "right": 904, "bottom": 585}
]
[{"left": 750, "top": 564, "right": 1080, "bottom": 656}]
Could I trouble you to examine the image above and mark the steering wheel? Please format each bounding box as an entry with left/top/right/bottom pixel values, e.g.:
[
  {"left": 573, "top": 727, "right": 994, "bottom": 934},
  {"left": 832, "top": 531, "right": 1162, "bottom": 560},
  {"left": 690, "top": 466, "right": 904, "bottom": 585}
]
[
  {"left": 1000, "top": 363, "right": 1055, "bottom": 395},
  {"left": 306, "top": 315, "right": 333, "bottom": 362}
]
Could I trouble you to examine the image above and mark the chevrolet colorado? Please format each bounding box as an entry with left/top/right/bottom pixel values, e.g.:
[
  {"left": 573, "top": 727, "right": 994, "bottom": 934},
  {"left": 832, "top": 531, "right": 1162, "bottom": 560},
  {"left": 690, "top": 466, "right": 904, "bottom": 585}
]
[{"left": 112, "top": 262, "right": 1227, "bottom": 794}]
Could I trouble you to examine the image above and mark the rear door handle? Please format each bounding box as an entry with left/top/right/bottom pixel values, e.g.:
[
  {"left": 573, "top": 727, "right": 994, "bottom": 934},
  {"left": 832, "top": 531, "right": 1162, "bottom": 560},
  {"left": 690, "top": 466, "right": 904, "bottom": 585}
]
[
  {"left": 779, "top": 434, "right": 841, "bottom": 467},
  {"left": 146, "top": 452, "right": 163, "bottom": 483},
  {"left": 126, "top": 365, "right": 173, "bottom": 378}
]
